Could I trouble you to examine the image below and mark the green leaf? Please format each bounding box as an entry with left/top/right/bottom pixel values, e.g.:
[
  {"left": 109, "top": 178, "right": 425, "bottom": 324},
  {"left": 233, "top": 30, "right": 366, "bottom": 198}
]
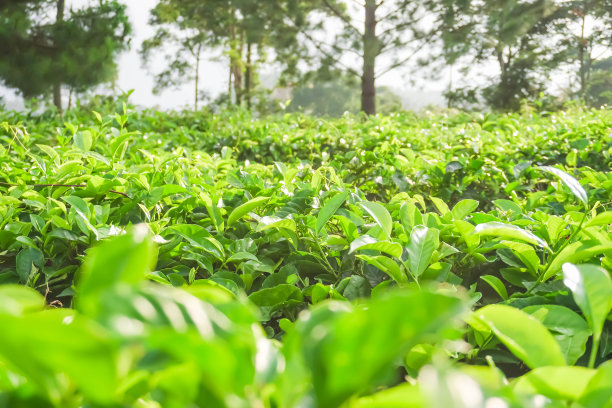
[
  {"left": 480, "top": 275, "right": 508, "bottom": 300},
  {"left": 473, "top": 304, "right": 566, "bottom": 369},
  {"left": 586, "top": 211, "right": 612, "bottom": 228},
  {"left": 406, "top": 226, "right": 439, "bottom": 279},
  {"left": 524, "top": 304, "right": 591, "bottom": 365},
  {"left": 359, "top": 201, "right": 393, "bottom": 239},
  {"left": 474, "top": 222, "right": 550, "bottom": 251},
  {"left": 351, "top": 383, "right": 424, "bottom": 408},
  {"left": 199, "top": 192, "right": 225, "bottom": 232},
  {"left": 501, "top": 240, "right": 540, "bottom": 276},
  {"left": 544, "top": 240, "right": 612, "bottom": 281},
  {"left": 349, "top": 235, "right": 403, "bottom": 258},
  {"left": 357, "top": 255, "right": 407, "bottom": 284},
  {"left": 227, "top": 196, "right": 269, "bottom": 226},
  {"left": 0, "top": 309, "right": 118, "bottom": 404},
  {"left": 578, "top": 360, "right": 612, "bottom": 408},
  {"left": 63, "top": 195, "right": 91, "bottom": 219},
  {"left": 73, "top": 130, "right": 93, "bottom": 151},
  {"left": 0, "top": 195, "right": 21, "bottom": 206},
  {"left": 513, "top": 366, "right": 595, "bottom": 401},
  {"left": 316, "top": 191, "right": 349, "bottom": 233},
  {"left": 0, "top": 285, "right": 46, "bottom": 316},
  {"left": 226, "top": 252, "right": 259, "bottom": 263},
  {"left": 256, "top": 216, "right": 296, "bottom": 232},
  {"left": 451, "top": 199, "right": 479, "bottom": 220},
  {"left": 16, "top": 247, "right": 44, "bottom": 283},
  {"left": 454, "top": 219, "right": 479, "bottom": 249},
  {"left": 341, "top": 275, "right": 371, "bottom": 300},
  {"left": 284, "top": 290, "right": 464, "bottom": 407},
  {"left": 539, "top": 166, "right": 588, "bottom": 207},
  {"left": 77, "top": 226, "right": 157, "bottom": 317},
  {"left": 63, "top": 195, "right": 99, "bottom": 239},
  {"left": 248, "top": 284, "right": 303, "bottom": 321},
  {"left": 399, "top": 202, "right": 422, "bottom": 233},
  {"left": 172, "top": 226, "right": 225, "bottom": 259},
  {"left": 494, "top": 199, "right": 523, "bottom": 214},
  {"left": 562, "top": 263, "right": 612, "bottom": 343},
  {"left": 430, "top": 196, "right": 450, "bottom": 217}
]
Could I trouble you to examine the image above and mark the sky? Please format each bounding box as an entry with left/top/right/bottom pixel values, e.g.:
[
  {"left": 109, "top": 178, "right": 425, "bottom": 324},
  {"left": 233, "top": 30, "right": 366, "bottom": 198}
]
[{"left": 0, "top": 0, "right": 450, "bottom": 111}]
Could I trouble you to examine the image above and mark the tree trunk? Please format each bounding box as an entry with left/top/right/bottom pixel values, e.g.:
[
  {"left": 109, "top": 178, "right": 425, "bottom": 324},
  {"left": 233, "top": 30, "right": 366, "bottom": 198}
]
[
  {"left": 447, "top": 65, "right": 453, "bottom": 108},
  {"left": 228, "top": 20, "right": 243, "bottom": 106},
  {"left": 496, "top": 47, "right": 512, "bottom": 109},
  {"left": 578, "top": 7, "right": 590, "bottom": 100},
  {"left": 232, "top": 58, "right": 242, "bottom": 106},
  {"left": 53, "top": 0, "right": 65, "bottom": 115},
  {"left": 232, "top": 30, "right": 244, "bottom": 106},
  {"left": 194, "top": 44, "right": 201, "bottom": 111},
  {"left": 361, "top": 0, "right": 377, "bottom": 115},
  {"left": 245, "top": 41, "right": 252, "bottom": 110},
  {"left": 228, "top": 56, "right": 233, "bottom": 102}
]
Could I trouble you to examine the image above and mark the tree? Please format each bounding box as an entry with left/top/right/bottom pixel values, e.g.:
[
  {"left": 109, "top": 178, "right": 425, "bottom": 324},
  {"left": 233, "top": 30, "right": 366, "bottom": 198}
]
[
  {"left": 278, "top": 0, "right": 447, "bottom": 115},
  {"left": 0, "top": 0, "right": 131, "bottom": 114},
  {"left": 143, "top": 0, "right": 300, "bottom": 110},
  {"left": 141, "top": 1, "right": 212, "bottom": 111},
  {"left": 586, "top": 57, "right": 612, "bottom": 106},
  {"left": 287, "top": 73, "right": 402, "bottom": 116},
  {"left": 557, "top": 0, "right": 612, "bottom": 100},
  {"left": 442, "top": 0, "right": 565, "bottom": 110}
]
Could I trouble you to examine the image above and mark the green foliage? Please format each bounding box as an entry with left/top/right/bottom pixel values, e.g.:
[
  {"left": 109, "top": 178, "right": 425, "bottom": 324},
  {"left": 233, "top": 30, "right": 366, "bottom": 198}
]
[
  {"left": 280, "top": 0, "right": 451, "bottom": 114},
  {"left": 587, "top": 57, "right": 612, "bottom": 107},
  {"left": 143, "top": 0, "right": 301, "bottom": 110},
  {"left": 0, "top": 0, "right": 130, "bottom": 100},
  {"left": 288, "top": 80, "right": 403, "bottom": 116},
  {"left": 442, "top": 0, "right": 574, "bottom": 110},
  {"left": 1, "top": 103, "right": 612, "bottom": 405}
]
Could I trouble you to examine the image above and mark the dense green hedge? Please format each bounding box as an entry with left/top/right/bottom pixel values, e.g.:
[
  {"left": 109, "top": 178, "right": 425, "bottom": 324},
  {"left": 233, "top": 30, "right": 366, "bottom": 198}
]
[{"left": 1, "top": 104, "right": 612, "bottom": 407}]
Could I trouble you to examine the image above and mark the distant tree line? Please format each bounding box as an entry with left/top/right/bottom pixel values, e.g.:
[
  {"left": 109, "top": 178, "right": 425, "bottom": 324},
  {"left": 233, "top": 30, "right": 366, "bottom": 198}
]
[{"left": 1, "top": 0, "right": 611, "bottom": 114}]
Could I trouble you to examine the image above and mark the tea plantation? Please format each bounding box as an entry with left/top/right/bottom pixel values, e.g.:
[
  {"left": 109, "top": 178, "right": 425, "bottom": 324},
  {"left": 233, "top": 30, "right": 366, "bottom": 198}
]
[{"left": 1, "top": 103, "right": 612, "bottom": 407}]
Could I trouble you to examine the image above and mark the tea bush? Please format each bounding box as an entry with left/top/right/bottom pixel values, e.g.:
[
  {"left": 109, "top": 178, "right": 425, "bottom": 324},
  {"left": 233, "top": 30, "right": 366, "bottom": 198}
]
[{"left": 1, "top": 103, "right": 612, "bottom": 407}]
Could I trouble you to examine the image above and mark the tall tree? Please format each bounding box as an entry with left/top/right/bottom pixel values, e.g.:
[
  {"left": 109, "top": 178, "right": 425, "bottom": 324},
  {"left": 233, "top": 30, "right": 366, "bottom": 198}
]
[
  {"left": 279, "top": 0, "right": 447, "bottom": 114},
  {"left": 141, "top": 0, "right": 213, "bottom": 111},
  {"left": 143, "top": 0, "right": 298, "bottom": 110},
  {"left": 586, "top": 57, "right": 612, "bottom": 106},
  {"left": 53, "top": 0, "right": 65, "bottom": 111},
  {"left": 441, "top": 0, "right": 567, "bottom": 110},
  {"left": 558, "top": 0, "right": 612, "bottom": 101},
  {"left": 0, "top": 0, "right": 131, "bottom": 114}
]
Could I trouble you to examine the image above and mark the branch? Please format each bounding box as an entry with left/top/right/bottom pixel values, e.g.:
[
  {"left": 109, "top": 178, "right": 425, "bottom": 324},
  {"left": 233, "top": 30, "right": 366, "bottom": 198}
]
[
  {"left": 377, "top": 16, "right": 423, "bottom": 39},
  {"left": 278, "top": 6, "right": 361, "bottom": 77},
  {"left": 375, "top": 40, "right": 428, "bottom": 78},
  {"left": 379, "top": 25, "right": 440, "bottom": 55},
  {"left": 321, "top": 0, "right": 361, "bottom": 35},
  {"left": 0, "top": 182, "right": 130, "bottom": 198},
  {"left": 377, "top": 4, "right": 410, "bottom": 22}
]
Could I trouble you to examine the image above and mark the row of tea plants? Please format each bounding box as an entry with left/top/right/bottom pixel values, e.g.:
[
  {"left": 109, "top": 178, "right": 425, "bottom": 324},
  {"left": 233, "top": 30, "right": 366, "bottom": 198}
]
[{"left": 1, "top": 103, "right": 612, "bottom": 407}]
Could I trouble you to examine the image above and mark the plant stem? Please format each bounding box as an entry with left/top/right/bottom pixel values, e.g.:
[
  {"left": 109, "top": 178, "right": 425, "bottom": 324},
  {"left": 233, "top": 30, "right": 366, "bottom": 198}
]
[
  {"left": 589, "top": 335, "right": 600, "bottom": 368},
  {"left": 310, "top": 230, "right": 337, "bottom": 277},
  {"left": 526, "top": 210, "right": 588, "bottom": 295},
  {"left": 399, "top": 258, "right": 420, "bottom": 287}
]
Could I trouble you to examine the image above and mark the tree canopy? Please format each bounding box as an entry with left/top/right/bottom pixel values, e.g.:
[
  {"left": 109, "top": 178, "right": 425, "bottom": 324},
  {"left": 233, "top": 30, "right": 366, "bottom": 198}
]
[{"left": 0, "top": 0, "right": 131, "bottom": 113}]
